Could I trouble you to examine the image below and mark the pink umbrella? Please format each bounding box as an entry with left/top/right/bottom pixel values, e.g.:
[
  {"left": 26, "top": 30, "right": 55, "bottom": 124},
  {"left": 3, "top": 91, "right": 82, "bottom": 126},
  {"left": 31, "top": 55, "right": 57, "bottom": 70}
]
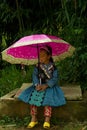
[{"left": 2, "top": 34, "right": 75, "bottom": 65}]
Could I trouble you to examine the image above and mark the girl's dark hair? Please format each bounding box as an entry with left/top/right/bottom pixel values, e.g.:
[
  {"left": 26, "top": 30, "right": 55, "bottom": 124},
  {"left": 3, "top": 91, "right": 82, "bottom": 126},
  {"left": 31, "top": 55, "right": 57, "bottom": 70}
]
[
  {"left": 46, "top": 45, "right": 56, "bottom": 68},
  {"left": 46, "top": 45, "right": 52, "bottom": 56}
]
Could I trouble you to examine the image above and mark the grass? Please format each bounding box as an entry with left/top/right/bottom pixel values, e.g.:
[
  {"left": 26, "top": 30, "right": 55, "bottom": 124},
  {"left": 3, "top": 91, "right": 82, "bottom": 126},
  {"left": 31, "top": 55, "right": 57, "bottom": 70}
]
[
  {"left": 0, "top": 65, "right": 34, "bottom": 97},
  {"left": 0, "top": 115, "right": 31, "bottom": 127},
  {"left": 0, "top": 116, "right": 87, "bottom": 130}
]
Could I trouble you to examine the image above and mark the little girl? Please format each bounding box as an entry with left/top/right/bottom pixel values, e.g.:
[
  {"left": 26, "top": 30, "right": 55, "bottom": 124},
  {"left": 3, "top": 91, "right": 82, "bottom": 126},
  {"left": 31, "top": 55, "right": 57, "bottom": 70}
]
[{"left": 18, "top": 45, "right": 66, "bottom": 129}]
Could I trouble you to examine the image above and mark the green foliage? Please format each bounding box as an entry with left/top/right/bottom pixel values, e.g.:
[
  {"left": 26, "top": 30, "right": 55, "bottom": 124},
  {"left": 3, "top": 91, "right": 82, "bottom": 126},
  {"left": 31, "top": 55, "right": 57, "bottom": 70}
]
[
  {"left": 0, "top": 65, "right": 34, "bottom": 97},
  {"left": 1, "top": 34, "right": 7, "bottom": 49},
  {"left": 0, "top": 115, "right": 31, "bottom": 127}
]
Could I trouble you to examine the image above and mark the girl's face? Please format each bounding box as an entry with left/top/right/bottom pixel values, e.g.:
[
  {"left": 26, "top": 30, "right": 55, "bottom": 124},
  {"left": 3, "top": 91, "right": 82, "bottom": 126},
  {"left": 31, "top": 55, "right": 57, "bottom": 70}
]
[{"left": 39, "top": 50, "right": 51, "bottom": 64}]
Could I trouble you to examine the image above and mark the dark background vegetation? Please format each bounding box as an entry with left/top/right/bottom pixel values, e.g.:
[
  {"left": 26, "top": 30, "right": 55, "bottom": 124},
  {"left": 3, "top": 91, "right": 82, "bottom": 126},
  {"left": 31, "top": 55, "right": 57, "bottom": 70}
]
[{"left": 0, "top": 0, "right": 87, "bottom": 97}]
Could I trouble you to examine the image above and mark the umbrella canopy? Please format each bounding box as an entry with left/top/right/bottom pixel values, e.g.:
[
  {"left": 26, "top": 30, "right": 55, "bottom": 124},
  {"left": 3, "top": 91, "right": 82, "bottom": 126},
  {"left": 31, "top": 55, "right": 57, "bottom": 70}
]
[{"left": 1, "top": 34, "right": 75, "bottom": 65}]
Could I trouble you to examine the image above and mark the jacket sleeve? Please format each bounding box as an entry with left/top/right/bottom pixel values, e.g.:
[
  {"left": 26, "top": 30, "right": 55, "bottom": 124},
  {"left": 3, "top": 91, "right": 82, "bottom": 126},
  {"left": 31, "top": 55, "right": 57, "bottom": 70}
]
[
  {"left": 46, "top": 69, "right": 58, "bottom": 87},
  {"left": 32, "top": 67, "right": 39, "bottom": 86}
]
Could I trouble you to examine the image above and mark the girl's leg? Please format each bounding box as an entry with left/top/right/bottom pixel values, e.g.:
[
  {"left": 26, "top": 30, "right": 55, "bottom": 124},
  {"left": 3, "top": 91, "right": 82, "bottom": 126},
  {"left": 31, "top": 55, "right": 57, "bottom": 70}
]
[
  {"left": 27, "top": 105, "right": 38, "bottom": 128},
  {"left": 30, "top": 105, "right": 38, "bottom": 122},
  {"left": 44, "top": 106, "right": 52, "bottom": 122}
]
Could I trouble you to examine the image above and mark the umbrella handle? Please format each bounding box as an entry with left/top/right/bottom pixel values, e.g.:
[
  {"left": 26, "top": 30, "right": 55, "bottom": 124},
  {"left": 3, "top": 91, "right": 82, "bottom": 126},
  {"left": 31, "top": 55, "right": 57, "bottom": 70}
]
[
  {"left": 37, "top": 44, "right": 42, "bottom": 85},
  {"left": 39, "top": 78, "right": 42, "bottom": 85}
]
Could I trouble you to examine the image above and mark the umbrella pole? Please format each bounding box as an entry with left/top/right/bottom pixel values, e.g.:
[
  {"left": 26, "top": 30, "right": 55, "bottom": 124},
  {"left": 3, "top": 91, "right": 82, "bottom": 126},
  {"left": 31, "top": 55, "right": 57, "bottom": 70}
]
[{"left": 37, "top": 44, "right": 41, "bottom": 85}]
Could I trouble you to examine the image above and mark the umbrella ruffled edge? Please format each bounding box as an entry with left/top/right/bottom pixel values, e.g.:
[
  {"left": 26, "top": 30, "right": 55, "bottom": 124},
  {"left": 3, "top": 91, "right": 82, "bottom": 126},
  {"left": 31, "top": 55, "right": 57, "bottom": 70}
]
[
  {"left": 1, "top": 50, "right": 38, "bottom": 65},
  {"left": 53, "top": 45, "right": 75, "bottom": 62},
  {"left": 1, "top": 45, "right": 75, "bottom": 65}
]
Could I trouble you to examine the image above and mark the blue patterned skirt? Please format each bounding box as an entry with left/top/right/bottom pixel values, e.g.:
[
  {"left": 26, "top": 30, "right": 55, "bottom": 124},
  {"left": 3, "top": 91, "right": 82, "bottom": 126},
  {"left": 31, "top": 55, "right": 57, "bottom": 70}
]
[{"left": 18, "top": 85, "right": 66, "bottom": 107}]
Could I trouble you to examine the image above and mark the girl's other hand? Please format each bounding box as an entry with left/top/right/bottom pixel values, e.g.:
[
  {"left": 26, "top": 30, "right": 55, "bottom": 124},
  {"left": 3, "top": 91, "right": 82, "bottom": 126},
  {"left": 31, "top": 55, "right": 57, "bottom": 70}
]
[{"left": 36, "top": 84, "right": 48, "bottom": 91}]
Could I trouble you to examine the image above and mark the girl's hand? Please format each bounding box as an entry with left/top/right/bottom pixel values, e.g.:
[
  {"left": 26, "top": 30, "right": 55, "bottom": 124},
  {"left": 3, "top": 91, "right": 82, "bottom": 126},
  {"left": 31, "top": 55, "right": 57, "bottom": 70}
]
[
  {"left": 36, "top": 84, "right": 42, "bottom": 91},
  {"left": 36, "top": 84, "right": 48, "bottom": 91}
]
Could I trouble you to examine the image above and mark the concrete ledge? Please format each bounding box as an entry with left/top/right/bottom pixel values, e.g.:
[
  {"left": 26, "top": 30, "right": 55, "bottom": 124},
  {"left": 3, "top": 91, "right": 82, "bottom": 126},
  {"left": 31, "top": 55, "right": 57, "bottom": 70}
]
[{"left": 0, "top": 83, "right": 86, "bottom": 121}]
